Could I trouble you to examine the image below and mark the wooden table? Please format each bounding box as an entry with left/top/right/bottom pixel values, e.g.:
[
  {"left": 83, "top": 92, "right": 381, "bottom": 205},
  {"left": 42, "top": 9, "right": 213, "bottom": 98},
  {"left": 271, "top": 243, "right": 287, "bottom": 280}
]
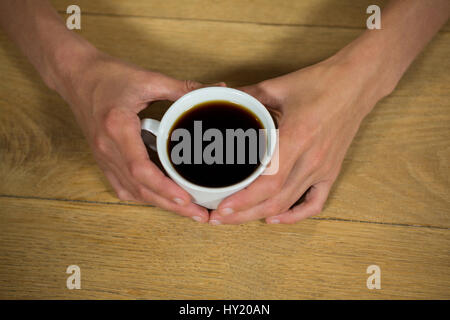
[{"left": 0, "top": 0, "right": 449, "bottom": 299}]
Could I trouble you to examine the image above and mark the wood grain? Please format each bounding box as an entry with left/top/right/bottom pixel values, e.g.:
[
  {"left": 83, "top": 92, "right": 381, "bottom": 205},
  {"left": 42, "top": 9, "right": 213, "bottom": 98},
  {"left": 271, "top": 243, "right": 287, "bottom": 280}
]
[
  {"left": 50, "top": 0, "right": 450, "bottom": 31},
  {"left": 0, "top": 1, "right": 449, "bottom": 299},
  {"left": 0, "top": 197, "right": 448, "bottom": 299},
  {"left": 0, "top": 15, "right": 449, "bottom": 227}
]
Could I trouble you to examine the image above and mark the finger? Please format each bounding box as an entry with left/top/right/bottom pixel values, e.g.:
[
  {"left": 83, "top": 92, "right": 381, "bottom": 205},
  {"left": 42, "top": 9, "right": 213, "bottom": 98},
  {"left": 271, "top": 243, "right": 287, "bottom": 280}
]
[
  {"left": 136, "top": 186, "right": 209, "bottom": 222},
  {"left": 216, "top": 126, "right": 301, "bottom": 215},
  {"left": 94, "top": 142, "right": 142, "bottom": 200},
  {"left": 104, "top": 109, "right": 193, "bottom": 205},
  {"left": 103, "top": 170, "right": 135, "bottom": 201},
  {"left": 211, "top": 82, "right": 227, "bottom": 87},
  {"left": 209, "top": 190, "right": 290, "bottom": 225},
  {"left": 237, "top": 83, "right": 282, "bottom": 110},
  {"left": 103, "top": 153, "right": 209, "bottom": 222},
  {"left": 237, "top": 84, "right": 271, "bottom": 105},
  {"left": 210, "top": 159, "right": 314, "bottom": 225},
  {"left": 148, "top": 73, "right": 226, "bottom": 101},
  {"left": 101, "top": 154, "right": 209, "bottom": 221},
  {"left": 266, "top": 180, "right": 333, "bottom": 224}
]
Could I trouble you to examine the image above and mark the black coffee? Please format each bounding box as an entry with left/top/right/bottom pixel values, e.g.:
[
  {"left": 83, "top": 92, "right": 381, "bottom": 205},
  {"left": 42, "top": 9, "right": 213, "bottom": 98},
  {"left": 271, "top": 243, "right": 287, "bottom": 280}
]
[{"left": 167, "top": 100, "right": 265, "bottom": 188}]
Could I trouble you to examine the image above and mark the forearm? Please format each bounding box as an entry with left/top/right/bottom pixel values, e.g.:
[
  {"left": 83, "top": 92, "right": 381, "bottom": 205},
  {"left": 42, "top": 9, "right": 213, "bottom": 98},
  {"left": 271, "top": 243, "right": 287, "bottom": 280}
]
[
  {"left": 334, "top": 0, "right": 449, "bottom": 113},
  {"left": 0, "top": 0, "right": 97, "bottom": 93}
]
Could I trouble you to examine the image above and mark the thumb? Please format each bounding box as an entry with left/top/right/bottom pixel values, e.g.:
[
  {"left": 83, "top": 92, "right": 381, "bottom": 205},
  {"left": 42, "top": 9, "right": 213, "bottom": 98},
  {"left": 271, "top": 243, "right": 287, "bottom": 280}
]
[
  {"left": 237, "top": 83, "right": 274, "bottom": 107},
  {"left": 238, "top": 82, "right": 282, "bottom": 125},
  {"left": 150, "top": 73, "right": 226, "bottom": 101}
]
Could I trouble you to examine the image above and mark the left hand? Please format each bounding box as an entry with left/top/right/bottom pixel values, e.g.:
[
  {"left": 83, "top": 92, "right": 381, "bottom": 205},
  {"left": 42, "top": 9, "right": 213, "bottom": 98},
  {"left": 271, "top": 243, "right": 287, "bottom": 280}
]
[{"left": 209, "top": 57, "right": 383, "bottom": 225}]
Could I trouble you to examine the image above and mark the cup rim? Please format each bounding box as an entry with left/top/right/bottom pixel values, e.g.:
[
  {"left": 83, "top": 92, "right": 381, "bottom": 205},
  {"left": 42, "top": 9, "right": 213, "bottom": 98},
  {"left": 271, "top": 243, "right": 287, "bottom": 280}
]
[{"left": 156, "top": 87, "right": 277, "bottom": 193}]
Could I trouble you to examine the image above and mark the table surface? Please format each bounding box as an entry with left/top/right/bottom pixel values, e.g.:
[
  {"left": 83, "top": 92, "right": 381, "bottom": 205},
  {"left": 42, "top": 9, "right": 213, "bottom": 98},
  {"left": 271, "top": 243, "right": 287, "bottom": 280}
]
[{"left": 0, "top": 0, "right": 449, "bottom": 299}]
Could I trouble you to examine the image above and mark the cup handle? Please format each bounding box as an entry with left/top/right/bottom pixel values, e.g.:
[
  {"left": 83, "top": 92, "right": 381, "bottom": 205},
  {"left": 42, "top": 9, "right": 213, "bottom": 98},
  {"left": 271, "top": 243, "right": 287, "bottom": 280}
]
[{"left": 141, "top": 118, "right": 160, "bottom": 152}]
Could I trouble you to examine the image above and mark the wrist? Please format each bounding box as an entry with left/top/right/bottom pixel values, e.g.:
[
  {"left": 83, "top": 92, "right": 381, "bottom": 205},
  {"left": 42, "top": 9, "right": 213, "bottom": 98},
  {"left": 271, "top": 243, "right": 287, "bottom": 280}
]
[
  {"left": 326, "top": 31, "right": 402, "bottom": 116},
  {"left": 45, "top": 34, "right": 102, "bottom": 102}
]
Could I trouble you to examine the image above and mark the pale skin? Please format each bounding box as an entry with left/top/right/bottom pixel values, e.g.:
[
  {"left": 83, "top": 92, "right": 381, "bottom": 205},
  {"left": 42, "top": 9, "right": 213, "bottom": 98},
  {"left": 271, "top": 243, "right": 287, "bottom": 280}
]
[{"left": 0, "top": 0, "right": 448, "bottom": 225}]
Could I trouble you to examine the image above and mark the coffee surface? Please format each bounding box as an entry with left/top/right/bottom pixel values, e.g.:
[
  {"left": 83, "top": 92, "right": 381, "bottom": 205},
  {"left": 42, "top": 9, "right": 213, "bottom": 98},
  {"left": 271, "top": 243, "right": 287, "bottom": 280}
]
[{"left": 167, "top": 100, "right": 265, "bottom": 188}]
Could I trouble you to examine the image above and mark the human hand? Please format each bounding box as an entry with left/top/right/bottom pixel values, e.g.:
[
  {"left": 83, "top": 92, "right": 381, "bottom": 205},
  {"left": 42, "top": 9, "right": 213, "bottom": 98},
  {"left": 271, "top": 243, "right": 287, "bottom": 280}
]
[
  {"left": 209, "top": 57, "right": 388, "bottom": 225},
  {"left": 60, "top": 51, "right": 224, "bottom": 222}
]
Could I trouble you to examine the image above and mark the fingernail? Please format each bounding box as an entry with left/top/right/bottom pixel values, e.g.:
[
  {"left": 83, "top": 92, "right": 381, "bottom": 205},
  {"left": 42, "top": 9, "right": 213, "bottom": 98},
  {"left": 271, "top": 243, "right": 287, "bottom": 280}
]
[
  {"left": 209, "top": 219, "right": 221, "bottom": 225},
  {"left": 220, "top": 208, "right": 234, "bottom": 216},
  {"left": 173, "top": 197, "right": 185, "bottom": 205},
  {"left": 268, "top": 218, "right": 280, "bottom": 224},
  {"left": 192, "top": 216, "right": 202, "bottom": 222}
]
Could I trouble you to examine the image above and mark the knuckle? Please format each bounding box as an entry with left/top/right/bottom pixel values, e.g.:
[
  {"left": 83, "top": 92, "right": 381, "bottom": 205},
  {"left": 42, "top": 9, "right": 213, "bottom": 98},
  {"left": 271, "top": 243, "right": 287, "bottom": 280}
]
[
  {"left": 284, "top": 218, "right": 299, "bottom": 225},
  {"left": 268, "top": 177, "right": 284, "bottom": 193},
  {"left": 128, "top": 160, "right": 145, "bottom": 180},
  {"left": 149, "top": 177, "right": 164, "bottom": 193},
  {"left": 321, "top": 160, "right": 334, "bottom": 175},
  {"left": 116, "top": 190, "right": 129, "bottom": 201},
  {"left": 310, "top": 150, "right": 325, "bottom": 171},
  {"left": 294, "top": 119, "right": 317, "bottom": 144},
  {"left": 298, "top": 125, "right": 313, "bottom": 143},
  {"left": 103, "top": 108, "right": 123, "bottom": 135},
  {"left": 310, "top": 203, "right": 323, "bottom": 216},
  {"left": 136, "top": 185, "right": 148, "bottom": 200},
  {"left": 254, "top": 81, "right": 274, "bottom": 102},
  {"left": 254, "top": 81, "right": 268, "bottom": 96},
  {"left": 93, "top": 135, "right": 108, "bottom": 155},
  {"left": 184, "top": 79, "right": 200, "bottom": 92},
  {"left": 266, "top": 200, "right": 282, "bottom": 215},
  {"left": 266, "top": 184, "right": 277, "bottom": 195},
  {"left": 259, "top": 80, "right": 287, "bottom": 103},
  {"left": 257, "top": 80, "right": 277, "bottom": 98}
]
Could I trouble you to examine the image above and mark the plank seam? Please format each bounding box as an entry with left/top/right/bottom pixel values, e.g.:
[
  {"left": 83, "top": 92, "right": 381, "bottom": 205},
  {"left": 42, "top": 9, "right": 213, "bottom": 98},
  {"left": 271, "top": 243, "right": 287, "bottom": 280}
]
[
  {"left": 57, "top": 10, "right": 450, "bottom": 33},
  {"left": 1, "top": 194, "right": 448, "bottom": 230}
]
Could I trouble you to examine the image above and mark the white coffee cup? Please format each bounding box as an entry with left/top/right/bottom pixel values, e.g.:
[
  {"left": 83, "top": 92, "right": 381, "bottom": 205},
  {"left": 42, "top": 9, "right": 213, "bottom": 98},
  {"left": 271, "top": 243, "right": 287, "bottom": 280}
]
[{"left": 141, "top": 87, "right": 277, "bottom": 209}]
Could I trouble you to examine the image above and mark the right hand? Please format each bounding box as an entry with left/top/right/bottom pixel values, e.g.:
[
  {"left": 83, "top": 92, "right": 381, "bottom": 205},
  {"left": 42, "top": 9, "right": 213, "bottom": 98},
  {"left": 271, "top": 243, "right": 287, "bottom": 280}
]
[{"left": 59, "top": 52, "right": 221, "bottom": 223}]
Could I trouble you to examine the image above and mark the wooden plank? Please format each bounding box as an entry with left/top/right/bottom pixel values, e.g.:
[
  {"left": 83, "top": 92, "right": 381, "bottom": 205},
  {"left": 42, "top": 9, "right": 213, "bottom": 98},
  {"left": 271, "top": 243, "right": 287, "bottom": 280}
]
[
  {"left": 0, "top": 15, "right": 449, "bottom": 228},
  {"left": 50, "top": 0, "right": 450, "bottom": 31},
  {"left": 0, "top": 197, "right": 448, "bottom": 299}
]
